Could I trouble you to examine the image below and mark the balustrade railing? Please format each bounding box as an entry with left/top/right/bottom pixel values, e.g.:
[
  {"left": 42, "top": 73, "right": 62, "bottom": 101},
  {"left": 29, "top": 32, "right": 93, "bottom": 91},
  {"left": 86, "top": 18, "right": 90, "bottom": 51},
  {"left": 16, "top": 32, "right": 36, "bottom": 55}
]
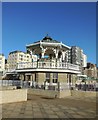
[{"left": 17, "top": 61, "right": 80, "bottom": 71}]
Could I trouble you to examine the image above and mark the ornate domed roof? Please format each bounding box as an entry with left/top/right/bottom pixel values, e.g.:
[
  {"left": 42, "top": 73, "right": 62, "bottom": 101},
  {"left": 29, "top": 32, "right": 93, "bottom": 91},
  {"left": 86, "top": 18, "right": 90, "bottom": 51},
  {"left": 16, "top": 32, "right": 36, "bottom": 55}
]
[
  {"left": 42, "top": 34, "right": 53, "bottom": 41},
  {"left": 41, "top": 34, "right": 60, "bottom": 43},
  {"left": 34, "top": 34, "right": 60, "bottom": 43}
]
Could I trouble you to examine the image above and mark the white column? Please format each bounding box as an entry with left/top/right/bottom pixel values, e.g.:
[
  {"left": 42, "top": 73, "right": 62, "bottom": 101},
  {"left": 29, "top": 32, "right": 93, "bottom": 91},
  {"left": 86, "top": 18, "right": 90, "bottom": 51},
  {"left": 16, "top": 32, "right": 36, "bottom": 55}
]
[
  {"left": 54, "top": 49, "right": 58, "bottom": 59},
  {"left": 62, "top": 52, "right": 65, "bottom": 61},
  {"left": 42, "top": 51, "right": 45, "bottom": 58},
  {"left": 56, "top": 53, "right": 58, "bottom": 59},
  {"left": 65, "top": 51, "right": 68, "bottom": 62},
  {"left": 66, "top": 51, "right": 68, "bottom": 62},
  {"left": 30, "top": 50, "right": 33, "bottom": 55},
  {"left": 60, "top": 54, "right": 62, "bottom": 62},
  {"left": 41, "top": 46, "right": 45, "bottom": 58},
  {"left": 53, "top": 49, "right": 57, "bottom": 67}
]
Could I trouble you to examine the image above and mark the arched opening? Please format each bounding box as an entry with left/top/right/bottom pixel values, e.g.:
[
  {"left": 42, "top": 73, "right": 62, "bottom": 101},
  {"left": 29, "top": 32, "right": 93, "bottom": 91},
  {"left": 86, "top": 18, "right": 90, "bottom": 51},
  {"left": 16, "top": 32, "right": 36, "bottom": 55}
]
[
  {"left": 33, "top": 48, "right": 42, "bottom": 59},
  {"left": 58, "top": 51, "right": 62, "bottom": 59},
  {"left": 45, "top": 48, "right": 55, "bottom": 59}
]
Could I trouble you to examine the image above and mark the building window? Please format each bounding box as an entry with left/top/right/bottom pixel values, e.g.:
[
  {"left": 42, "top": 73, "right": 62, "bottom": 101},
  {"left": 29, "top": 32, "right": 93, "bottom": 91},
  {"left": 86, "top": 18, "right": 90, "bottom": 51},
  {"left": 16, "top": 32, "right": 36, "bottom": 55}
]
[
  {"left": 19, "top": 57, "right": 23, "bottom": 61},
  {"left": 46, "top": 73, "right": 50, "bottom": 83},
  {"left": 53, "top": 73, "right": 58, "bottom": 83}
]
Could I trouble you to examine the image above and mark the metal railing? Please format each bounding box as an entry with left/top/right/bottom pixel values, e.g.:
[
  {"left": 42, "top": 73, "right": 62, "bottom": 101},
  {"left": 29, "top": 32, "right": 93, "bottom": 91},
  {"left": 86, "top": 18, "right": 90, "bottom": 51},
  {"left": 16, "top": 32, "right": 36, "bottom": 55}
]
[
  {"left": 0, "top": 80, "right": 98, "bottom": 91},
  {"left": 75, "top": 83, "right": 98, "bottom": 91},
  {"left": 0, "top": 80, "right": 72, "bottom": 90},
  {"left": 17, "top": 61, "right": 80, "bottom": 71}
]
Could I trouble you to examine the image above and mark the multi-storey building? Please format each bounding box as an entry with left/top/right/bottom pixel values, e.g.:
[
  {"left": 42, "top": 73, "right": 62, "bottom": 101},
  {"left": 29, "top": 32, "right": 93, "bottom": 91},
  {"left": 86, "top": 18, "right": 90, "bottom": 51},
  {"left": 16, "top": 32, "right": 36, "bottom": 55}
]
[
  {"left": 82, "top": 53, "right": 87, "bottom": 67},
  {"left": 5, "top": 59, "right": 9, "bottom": 71},
  {"left": 83, "top": 63, "right": 97, "bottom": 78},
  {"left": 69, "top": 46, "right": 87, "bottom": 67},
  {"left": 0, "top": 54, "right": 5, "bottom": 71},
  {"left": 8, "top": 51, "right": 37, "bottom": 70},
  {"left": 0, "top": 54, "right": 5, "bottom": 76}
]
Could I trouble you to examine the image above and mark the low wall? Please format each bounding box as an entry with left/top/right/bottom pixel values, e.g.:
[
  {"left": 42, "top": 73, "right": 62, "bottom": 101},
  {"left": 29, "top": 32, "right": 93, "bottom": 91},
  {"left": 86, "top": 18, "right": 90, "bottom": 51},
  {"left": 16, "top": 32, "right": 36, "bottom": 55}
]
[
  {"left": 28, "top": 89, "right": 58, "bottom": 98},
  {"left": 0, "top": 86, "right": 17, "bottom": 90},
  {"left": 28, "top": 89, "right": 71, "bottom": 98},
  {"left": 71, "top": 90, "right": 97, "bottom": 97},
  {"left": 28, "top": 89, "right": 97, "bottom": 99},
  {"left": 59, "top": 90, "right": 71, "bottom": 98},
  {"left": 0, "top": 89, "right": 27, "bottom": 104}
]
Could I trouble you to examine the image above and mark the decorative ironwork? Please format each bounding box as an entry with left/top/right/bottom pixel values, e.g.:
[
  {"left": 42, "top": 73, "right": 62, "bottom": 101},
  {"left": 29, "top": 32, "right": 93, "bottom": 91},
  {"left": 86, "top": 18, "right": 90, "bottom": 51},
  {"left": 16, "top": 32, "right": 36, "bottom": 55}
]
[{"left": 17, "top": 61, "right": 80, "bottom": 71}]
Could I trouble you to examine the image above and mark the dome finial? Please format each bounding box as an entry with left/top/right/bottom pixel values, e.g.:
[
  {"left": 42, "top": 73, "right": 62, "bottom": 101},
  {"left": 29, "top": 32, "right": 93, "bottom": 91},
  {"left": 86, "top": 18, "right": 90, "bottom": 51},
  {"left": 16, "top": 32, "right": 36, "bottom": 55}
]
[{"left": 43, "top": 33, "right": 52, "bottom": 41}]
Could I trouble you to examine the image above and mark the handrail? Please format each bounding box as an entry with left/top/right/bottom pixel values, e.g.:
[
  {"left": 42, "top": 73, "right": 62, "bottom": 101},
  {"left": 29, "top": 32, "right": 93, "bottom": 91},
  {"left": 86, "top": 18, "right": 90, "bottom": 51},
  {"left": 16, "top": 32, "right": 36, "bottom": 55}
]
[{"left": 17, "top": 61, "right": 80, "bottom": 71}]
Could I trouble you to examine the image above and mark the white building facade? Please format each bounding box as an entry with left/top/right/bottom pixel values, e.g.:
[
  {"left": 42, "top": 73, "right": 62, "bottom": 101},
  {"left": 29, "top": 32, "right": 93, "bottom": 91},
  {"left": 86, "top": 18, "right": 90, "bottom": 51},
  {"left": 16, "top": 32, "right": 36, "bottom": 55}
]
[
  {"left": 0, "top": 54, "right": 5, "bottom": 72},
  {"left": 70, "top": 46, "right": 87, "bottom": 67},
  {"left": 8, "top": 51, "right": 37, "bottom": 70},
  {"left": 82, "top": 53, "right": 87, "bottom": 67}
]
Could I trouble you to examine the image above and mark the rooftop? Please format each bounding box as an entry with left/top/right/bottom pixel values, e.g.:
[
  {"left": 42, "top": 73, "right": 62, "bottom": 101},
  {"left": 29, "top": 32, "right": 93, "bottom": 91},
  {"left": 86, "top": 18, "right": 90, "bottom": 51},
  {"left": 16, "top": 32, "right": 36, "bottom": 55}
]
[
  {"left": 9, "top": 50, "right": 28, "bottom": 55},
  {"left": 34, "top": 34, "right": 60, "bottom": 43},
  {"left": 26, "top": 35, "right": 71, "bottom": 49}
]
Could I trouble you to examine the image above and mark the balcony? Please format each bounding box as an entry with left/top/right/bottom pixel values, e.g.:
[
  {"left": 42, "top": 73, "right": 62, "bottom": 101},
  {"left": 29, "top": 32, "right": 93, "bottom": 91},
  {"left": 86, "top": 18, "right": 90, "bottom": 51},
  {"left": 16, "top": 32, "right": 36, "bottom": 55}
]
[{"left": 17, "top": 61, "right": 80, "bottom": 71}]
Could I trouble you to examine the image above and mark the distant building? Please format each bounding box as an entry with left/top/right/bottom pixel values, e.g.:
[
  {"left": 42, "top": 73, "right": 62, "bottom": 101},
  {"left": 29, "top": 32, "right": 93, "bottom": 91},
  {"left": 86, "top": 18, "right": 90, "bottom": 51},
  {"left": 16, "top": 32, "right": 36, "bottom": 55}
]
[
  {"left": 0, "top": 54, "right": 5, "bottom": 71},
  {"left": 5, "top": 59, "right": 9, "bottom": 71},
  {"left": 7, "top": 50, "right": 37, "bottom": 70},
  {"left": 83, "top": 63, "right": 97, "bottom": 78},
  {"left": 0, "top": 54, "right": 5, "bottom": 76},
  {"left": 82, "top": 53, "right": 87, "bottom": 67},
  {"left": 69, "top": 46, "right": 87, "bottom": 67}
]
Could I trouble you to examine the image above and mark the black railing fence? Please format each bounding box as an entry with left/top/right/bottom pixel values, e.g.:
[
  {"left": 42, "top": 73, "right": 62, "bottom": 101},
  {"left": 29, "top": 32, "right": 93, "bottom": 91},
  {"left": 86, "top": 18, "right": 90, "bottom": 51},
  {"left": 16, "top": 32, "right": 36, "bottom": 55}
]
[
  {"left": 75, "top": 83, "right": 98, "bottom": 91},
  {"left": 0, "top": 80, "right": 98, "bottom": 91}
]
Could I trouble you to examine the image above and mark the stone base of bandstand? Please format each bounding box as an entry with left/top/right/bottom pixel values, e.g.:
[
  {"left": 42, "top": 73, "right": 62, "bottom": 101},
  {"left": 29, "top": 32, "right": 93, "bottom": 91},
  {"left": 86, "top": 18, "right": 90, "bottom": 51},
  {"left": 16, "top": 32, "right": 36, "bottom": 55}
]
[
  {"left": 28, "top": 88, "right": 97, "bottom": 99},
  {"left": 28, "top": 88, "right": 71, "bottom": 99}
]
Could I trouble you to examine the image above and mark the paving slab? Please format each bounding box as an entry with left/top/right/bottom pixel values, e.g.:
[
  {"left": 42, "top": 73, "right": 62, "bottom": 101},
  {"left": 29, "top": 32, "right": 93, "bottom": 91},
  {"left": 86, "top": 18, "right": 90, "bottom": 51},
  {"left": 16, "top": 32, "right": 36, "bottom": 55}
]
[{"left": 2, "top": 94, "right": 97, "bottom": 119}]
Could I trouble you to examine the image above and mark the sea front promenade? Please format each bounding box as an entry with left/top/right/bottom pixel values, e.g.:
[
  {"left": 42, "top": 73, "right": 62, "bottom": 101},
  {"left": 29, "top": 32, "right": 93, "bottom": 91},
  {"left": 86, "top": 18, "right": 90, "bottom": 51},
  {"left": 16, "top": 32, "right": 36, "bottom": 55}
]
[{"left": 1, "top": 89, "right": 97, "bottom": 119}]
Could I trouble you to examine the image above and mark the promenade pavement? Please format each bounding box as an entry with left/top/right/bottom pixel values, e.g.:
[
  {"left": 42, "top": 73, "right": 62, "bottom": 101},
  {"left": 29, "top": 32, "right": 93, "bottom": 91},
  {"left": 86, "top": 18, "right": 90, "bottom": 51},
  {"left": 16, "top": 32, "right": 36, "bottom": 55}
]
[{"left": 2, "top": 93, "right": 97, "bottom": 119}]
